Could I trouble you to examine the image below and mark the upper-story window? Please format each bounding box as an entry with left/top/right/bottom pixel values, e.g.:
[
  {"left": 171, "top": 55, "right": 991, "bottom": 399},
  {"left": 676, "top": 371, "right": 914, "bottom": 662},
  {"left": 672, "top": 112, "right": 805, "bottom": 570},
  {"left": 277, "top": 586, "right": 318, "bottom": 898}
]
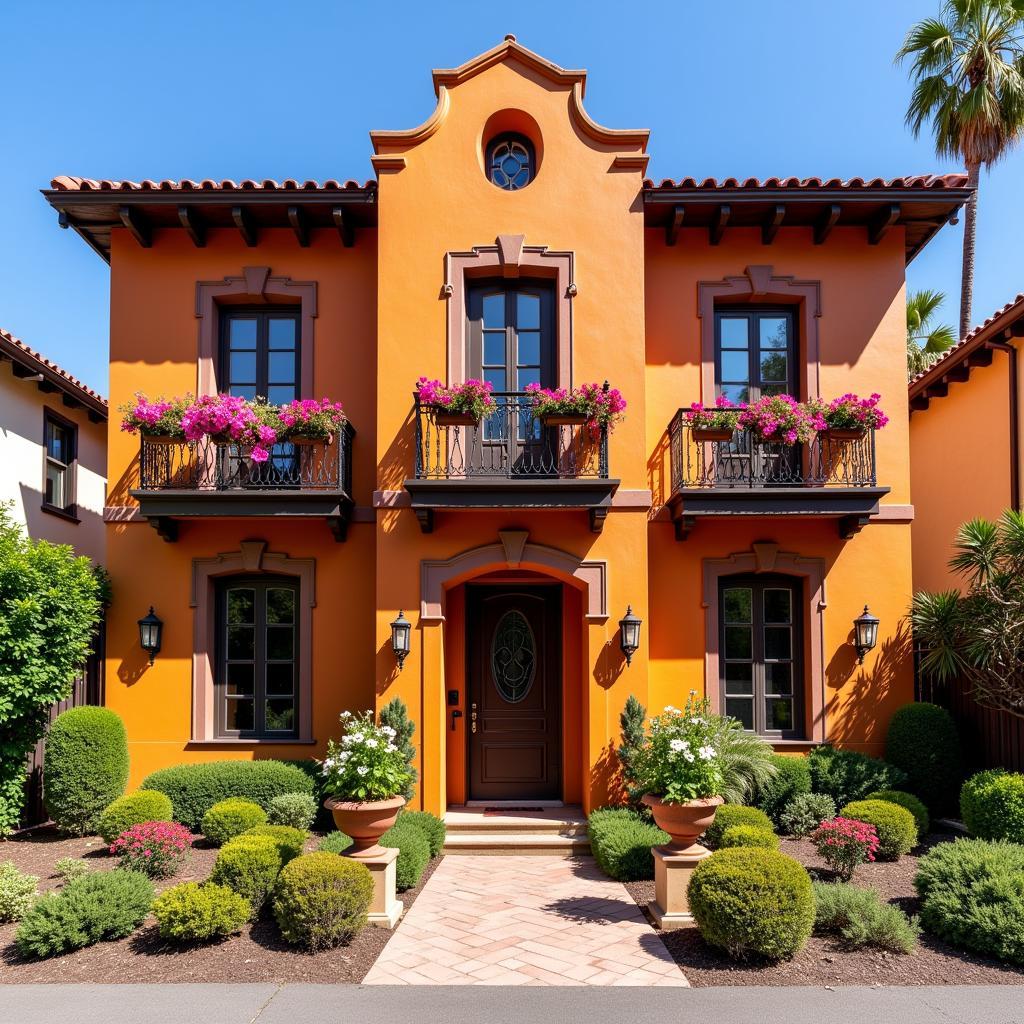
[
  {"left": 715, "top": 309, "right": 796, "bottom": 403},
  {"left": 219, "top": 309, "right": 300, "bottom": 404},
  {"left": 487, "top": 133, "right": 535, "bottom": 191},
  {"left": 43, "top": 410, "right": 77, "bottom": 517}
]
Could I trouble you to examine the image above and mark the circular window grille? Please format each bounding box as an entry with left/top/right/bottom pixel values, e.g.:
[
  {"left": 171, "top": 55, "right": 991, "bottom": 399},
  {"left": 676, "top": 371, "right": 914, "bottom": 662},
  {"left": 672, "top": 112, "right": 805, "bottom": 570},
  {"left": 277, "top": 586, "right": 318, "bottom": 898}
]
[
  {"left": 487, "top": 134, "right": 534, "bottom": 191},
  {"left": 490, "top": 610, "right": 537, "bottom": 703}
]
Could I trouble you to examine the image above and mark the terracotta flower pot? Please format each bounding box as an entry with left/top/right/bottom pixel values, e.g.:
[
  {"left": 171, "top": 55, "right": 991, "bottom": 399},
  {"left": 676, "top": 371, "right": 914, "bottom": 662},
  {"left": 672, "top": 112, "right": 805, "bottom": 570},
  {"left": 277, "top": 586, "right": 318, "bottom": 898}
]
[
  {"left": 324, "top": 795, "right": 406, "bottom": 858},
  {"left": 642, "top": 793, "right": 724, "bottom": 854},
  {"left": 692, "top": 426, "right": 735, "bottom": 442}
]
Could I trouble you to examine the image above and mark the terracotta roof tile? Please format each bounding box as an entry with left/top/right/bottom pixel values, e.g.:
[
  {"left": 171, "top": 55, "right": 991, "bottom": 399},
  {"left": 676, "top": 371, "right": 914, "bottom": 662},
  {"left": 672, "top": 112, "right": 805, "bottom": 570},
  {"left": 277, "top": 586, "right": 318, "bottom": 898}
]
[
  {"left": 49, "top": 175, "right": 376, "bottom": 192},
  {"left": 643, "top": 174, "right": 969, "bottom": 191},
  {"left": 0, "top": 326, "right": 107, "bottom": 411}
]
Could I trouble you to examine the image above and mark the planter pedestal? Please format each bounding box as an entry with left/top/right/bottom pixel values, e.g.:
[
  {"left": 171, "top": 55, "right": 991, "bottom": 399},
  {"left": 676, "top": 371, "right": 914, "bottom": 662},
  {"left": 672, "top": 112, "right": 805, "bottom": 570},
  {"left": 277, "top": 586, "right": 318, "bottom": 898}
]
[
  {"left": 346, "top": 846, "right": 403, "bottom": 928},
  {"left": 649, "top": 844, "right": 712, "bottom": 930}
]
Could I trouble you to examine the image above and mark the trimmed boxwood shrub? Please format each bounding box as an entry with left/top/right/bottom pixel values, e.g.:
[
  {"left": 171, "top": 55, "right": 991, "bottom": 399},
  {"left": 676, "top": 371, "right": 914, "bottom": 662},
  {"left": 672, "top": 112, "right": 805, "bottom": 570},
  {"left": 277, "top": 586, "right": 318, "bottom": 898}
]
[
  {"left": 779, "top": 793, "right": 837, "bottom": 838},
  {"left": 807, "top": 745, "right": 907, "bottom": 807},
  {"left": 865, "top": 790, "right": 930, "bottom": 837},
  {"left": 588, "top": 808, "right": 668, "bottom": 881},
  {"left": 273, "top": 852, "right": 374, "bottom": 951},
  {"left": 210, "top": 833, "right": 283, "bottom": 915},
  {"left": 840, "top": 799, "right": 918, "bottom": 860},
  {"left": 960, "top": 770, "right": 1024, "bottom": 843},
  {"left": 266, "top": 792, "right": 318, "bottom": 831},
  {"left": 914, "top": 838, "right": 1024, "bottom": 964},
  {"left": 720, "top": 824, "right": 780, "bottom": 850},
  {"left": 704, "top": 805, "right": 774, "bottom": 849},
  {"left": 43, "top": 707, "right": 129, "bottom": 836},
  {"left": 15, "top": 869, "right": 153, "bottom": 959},
  {"left": 244, "top": 824, "right": 307, "bottom": 863},
  {"left": 688, "top": 848, "right": 814, "bottom": 961},
  {"left": 152, "top": 882, "right": 250, "bottom": 944},
  {"left": 381, "top": 817, "right": 430, "bottom": 890},
  {"left": 754, "top": 754, "right": 812, "bottom": 824},
  {"left": 401, "top": 810, "right": 446, "bottom": 857},
  {"left": 98, "top": 790, "right": 173, "bottom": 845},
  {"left": 319, "top": 831, "right": 354, "bottom": 855},
  {"left": 202, "top": 798, "right": 267, "bottom": 846},
  {"left": 885, "top": 703, "right": 963, "bottom": 814},
  {"left": 140, "top": 760, "right": 314, "bottom": 831}
]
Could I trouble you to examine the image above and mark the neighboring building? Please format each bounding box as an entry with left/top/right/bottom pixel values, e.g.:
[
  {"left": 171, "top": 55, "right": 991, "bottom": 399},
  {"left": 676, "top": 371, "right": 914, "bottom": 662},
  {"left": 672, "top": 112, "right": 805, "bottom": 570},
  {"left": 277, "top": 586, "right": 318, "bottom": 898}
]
[
  {"left": 43, "top": 38, "right": 969, "bottom": 812},
  {"left": 910, "top": 294, "right": 1023, "bottom": 595},
  {"left": 0, "top": 326, "right": 107, "bottom": 561}
]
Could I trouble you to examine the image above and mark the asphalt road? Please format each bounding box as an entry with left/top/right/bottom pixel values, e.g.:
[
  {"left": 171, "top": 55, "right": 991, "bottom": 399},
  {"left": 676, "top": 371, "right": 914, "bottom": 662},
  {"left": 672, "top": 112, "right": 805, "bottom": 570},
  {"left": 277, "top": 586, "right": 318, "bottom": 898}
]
[{"left": 1, "top": 984, "right": 1022, "bottom": 1024}]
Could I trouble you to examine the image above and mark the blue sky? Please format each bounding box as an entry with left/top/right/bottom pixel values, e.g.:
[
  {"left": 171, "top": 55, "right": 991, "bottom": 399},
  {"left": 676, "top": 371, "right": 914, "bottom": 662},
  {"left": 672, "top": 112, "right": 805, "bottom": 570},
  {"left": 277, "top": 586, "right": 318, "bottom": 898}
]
[{"left": 2, "top": 0, "right": 1022, "bottom": 395}]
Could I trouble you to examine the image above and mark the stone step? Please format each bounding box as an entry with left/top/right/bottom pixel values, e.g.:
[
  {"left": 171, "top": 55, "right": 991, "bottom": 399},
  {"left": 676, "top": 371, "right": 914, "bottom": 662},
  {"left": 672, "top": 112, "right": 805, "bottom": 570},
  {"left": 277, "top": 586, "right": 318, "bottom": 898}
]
[
  {"left": 444, "top": 805, "right": 588, "bottom": 837},
  {"left": 442, "top": 831, "right": 591, "bottom": 857}
]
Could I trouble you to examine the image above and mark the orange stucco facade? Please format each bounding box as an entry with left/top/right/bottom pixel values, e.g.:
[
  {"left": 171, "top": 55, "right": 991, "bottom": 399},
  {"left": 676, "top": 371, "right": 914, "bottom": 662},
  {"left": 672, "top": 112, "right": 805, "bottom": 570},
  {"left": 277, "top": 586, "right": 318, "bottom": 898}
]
[{"left": 77, "top": 39, "right": 963, "bottom": 813}]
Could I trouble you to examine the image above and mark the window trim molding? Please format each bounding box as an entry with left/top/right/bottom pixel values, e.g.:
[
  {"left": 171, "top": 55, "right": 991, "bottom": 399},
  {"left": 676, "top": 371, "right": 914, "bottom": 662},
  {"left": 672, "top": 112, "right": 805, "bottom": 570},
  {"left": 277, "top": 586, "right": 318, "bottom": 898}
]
[
  {"left": 444, "top": 237, "right": 575, "bottom": 389},
  {"left": 702, "top": 542, "right": 827, "bottom": 742},
  {"left": 190, "top": 540, "right": 315, "bottom": 743},
  {"left": 195, "top": 266, "right": 316, "bottom": 398},
  {"left": 699, "top": 265, "right": 822, "bottom": 401},
  {"left": 41, "top": 406, "right": 79, "bottom": 520}
]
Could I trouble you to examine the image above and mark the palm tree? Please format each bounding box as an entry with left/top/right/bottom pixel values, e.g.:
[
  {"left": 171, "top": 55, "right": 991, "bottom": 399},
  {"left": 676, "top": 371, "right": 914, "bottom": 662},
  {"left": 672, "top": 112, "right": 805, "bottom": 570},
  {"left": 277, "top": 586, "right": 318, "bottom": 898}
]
[
  {"left": 897, "top": 1, "right": 1024, "bottom": 339},
  {"left": 907, "top": 289, "right": 957, "bottom": 377}
]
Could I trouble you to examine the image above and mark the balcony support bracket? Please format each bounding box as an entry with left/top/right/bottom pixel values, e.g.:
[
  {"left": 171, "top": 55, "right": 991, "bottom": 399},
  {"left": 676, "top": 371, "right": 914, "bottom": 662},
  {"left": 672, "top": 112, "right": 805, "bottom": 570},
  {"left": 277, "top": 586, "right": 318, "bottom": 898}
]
[
  {"left": 149, "top": 516, "right": 179, "bottom": 543},
  {"left": 415, "top": 508, "right": 435, "bottom": 534},
  {"left": 838, "top": 514, "right": 871, "bottom": 540},
  {"left": 589, "top": 507, "right": 607, "bottom": 534}
]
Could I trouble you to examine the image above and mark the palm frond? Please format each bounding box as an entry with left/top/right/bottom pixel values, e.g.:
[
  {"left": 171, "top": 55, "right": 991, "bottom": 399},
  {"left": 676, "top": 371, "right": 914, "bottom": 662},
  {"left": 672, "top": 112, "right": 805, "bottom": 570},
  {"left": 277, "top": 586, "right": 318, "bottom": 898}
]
[
  {"left": 911, "top": 589, "right": 969, "bottom": 681},
  {"left": 951, "top": 517, "right": 1002, "bottom": 582}
]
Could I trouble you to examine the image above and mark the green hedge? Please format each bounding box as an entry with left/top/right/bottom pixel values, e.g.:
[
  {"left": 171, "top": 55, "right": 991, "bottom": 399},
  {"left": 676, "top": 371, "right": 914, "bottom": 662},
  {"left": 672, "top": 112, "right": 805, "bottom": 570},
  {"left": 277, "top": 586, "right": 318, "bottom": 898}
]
[
  {"left": 400, "top": 810, "right": 446, "bottom": 857},
  {"left": 807, "top": 746, "right": 907, "bottom": 807},
  {"left": 588, "top": 808, "right": 667, "bottom": 881},
  {"left": 840, "top": 799, "right": 918, "bottom": 860},
  {"left": 43, "top": 707, "right": 129, "bottom": 836},
  {"left": 704, "top": 805, "right": 774, "bottom": 849},
  {"left": 381, "top": 817, "right": 430, "bottom": 890},
  {"left": 140, "top": 760, "right": 314, "bottom": 830},
  {"left": 885, "top": 703, "right": 963, "bottom": 814},
  {"left": 960, "top": 770, "right": 1024, "bottom": 843},
  {"left": 754, "top": 754, "right": 812, "bottom": 824},
  {"left": 98, "top": 790, "right": 173, "bottom": 845}
]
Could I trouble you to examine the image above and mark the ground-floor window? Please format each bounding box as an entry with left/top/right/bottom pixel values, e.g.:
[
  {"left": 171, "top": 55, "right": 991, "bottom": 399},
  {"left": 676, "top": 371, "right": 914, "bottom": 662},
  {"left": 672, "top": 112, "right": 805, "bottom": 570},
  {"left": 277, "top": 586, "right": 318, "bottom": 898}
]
[
  {"left": 215, "top": 575, "right": 299, "bottom": 739},
  {"left": 719, "top": 573, "right": 803, "bottom": 739}
]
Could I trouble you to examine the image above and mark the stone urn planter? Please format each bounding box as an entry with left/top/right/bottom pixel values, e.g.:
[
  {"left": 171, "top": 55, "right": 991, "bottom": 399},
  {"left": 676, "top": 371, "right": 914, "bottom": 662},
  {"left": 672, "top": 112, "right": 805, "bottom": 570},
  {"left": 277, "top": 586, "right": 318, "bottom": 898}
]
[
  {"left": 324, "top": 795, "right": 406, "bottom": 858},
  {"left": 642, "top": 793, "right": 724, "bottom": 855}
]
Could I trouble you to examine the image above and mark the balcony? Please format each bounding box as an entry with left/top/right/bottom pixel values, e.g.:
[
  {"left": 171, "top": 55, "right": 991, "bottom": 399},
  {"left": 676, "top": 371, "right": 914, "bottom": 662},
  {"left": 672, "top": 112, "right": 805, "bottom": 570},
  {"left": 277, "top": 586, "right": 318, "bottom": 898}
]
[
  {"left": 404, "top": 392, "right": 619, "bottom": 533},
  {"left": 130, "top": 425, "right": 355, "bottom": 542},
  {"left": 666, "top": 412, "right": 888, "bottom": 540}
]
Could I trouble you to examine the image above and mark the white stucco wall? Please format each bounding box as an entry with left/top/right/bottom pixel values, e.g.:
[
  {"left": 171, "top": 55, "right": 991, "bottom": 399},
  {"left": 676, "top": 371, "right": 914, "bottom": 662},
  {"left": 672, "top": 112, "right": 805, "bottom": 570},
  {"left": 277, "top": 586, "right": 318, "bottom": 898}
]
[{"left": 0, "top": 369, "right": 107, "bottom": 563}]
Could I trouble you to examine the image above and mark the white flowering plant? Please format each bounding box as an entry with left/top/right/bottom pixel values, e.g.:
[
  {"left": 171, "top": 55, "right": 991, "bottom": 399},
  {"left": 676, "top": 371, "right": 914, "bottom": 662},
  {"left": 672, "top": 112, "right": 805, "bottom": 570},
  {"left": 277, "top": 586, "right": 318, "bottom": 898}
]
[
  {"left": 320, "top": 710, "right": 414, "bottom": 802},
  {"left": 630, "top": 694, "right": 724, "bottom": 803}
]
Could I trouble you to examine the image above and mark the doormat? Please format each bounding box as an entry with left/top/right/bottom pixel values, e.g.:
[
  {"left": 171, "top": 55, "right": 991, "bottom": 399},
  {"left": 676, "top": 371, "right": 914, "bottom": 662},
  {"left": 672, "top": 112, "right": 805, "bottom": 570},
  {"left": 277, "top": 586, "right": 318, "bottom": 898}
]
[{"left": 483, "top": 807, "right": 545, "bottom": 813}]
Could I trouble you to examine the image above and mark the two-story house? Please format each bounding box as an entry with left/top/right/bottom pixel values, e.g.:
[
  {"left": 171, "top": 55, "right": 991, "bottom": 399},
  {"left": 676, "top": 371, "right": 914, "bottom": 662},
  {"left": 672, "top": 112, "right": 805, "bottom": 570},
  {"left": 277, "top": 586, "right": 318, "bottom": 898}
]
[{"left": 44, "top": 38, "right": 969, "bottom": 814}]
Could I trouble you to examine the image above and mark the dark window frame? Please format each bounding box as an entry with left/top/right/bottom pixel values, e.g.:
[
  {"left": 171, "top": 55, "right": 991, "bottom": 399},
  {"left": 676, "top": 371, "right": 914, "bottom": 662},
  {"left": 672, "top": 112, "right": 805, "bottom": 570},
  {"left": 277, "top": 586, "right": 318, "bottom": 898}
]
[
  {"left": 718, "top": 572, "right": 804, "bottom": 740},
  {"left": 41, "top": 407, "right": 79, "bottom": 522},
  {"left": 214, "top": 574, "right": 300, "bottom": 740},
  {"left": 218, "top": 306, "right": 301, "bottom": 404},
  {"left": 714, "top": 307, "right": 798, "bottom": 403},
  {"left": 486, "top": 132, "right": 536, "bottom": 191}
]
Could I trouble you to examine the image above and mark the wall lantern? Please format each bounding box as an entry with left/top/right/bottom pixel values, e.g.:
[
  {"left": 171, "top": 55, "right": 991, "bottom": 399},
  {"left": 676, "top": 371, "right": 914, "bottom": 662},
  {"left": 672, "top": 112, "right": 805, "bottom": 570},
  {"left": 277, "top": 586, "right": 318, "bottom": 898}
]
[
  {"left": 853, "top": 605, "right": 879, "bottom": 664},
  {"left": 138, "top": 607, "right": 163, "bottom": 665},
  {"left": 619, "top": 605, "right": 642, "bottom": 667},
  {"left": 390, "top": 610, "right": 412, "bottom": 671}
]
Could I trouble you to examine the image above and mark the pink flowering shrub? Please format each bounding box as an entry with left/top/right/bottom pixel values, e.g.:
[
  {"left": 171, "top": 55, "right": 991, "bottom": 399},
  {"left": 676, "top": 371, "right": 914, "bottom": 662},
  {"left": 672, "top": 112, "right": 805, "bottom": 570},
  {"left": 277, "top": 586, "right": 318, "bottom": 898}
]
[
  {"left": 118, "top": 393, "right": 191, "bottom": 439},
  {"left": 738, "top": 394, "right": 824, "bottom": 445},
  {"left": 278, "top": 398, "right": 346, "bottom": 442},
  {"left": 684, "top": 395, "right": 743, "bottom": 433},
  {"left": 809, "top": 816, "right": 880, "bottom": 881},
  {"left": 110, "top": 821, "right": 193, "bottom": 879},
  {"left": 818, "top": 393, "right": 889, "bottom": 433},
  {"left": 525, "top": 382, "right": 627, "bottom": 440},
  {"left": 417, "top": 378, "right": 497, "bottom": 421}
]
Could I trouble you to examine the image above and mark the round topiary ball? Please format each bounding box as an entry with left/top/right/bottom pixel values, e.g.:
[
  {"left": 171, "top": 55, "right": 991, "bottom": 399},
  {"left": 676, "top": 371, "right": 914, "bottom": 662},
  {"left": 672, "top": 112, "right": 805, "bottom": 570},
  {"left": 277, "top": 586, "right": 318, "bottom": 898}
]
[
  {"left": 210, "top": 833, "right": 283, "bottom": 914},
  {"left": 243, "top": 824, "right": 307, "bottom": 863},
  {"left": 44, "top": 707, "right": 129, "bottom": 836},
  {"left": 840, "top": 799, "right": 918, "bottom": 860},
  {"left": 961, "top": 770, "right": 1024, "bottom": 843},
  {"left": 202, "top": 798, "right": 267, "bottom": 846},
  {"left": 885, "top": 703, "right": 963, "bottom": 814},
  {"left": 864, "top": 789, "right": 930, "bottom": 837},
  {"left": 152, "top": 882, "right": 250, "bottom": 943},
  {"left": 703, "top": 805, "right": 775, "bottom": 849},
  {"left": 688, "top": 847, "right": 815, "bottom": 960},
  {"left": 98, "top": 790, "right": 173, "bottom": 845},
  {"left": 272, "top": 852, "right": 374, "bottom": 951},
  {"left": 720, "top": 824, "right": 781, "bottom": 850}
]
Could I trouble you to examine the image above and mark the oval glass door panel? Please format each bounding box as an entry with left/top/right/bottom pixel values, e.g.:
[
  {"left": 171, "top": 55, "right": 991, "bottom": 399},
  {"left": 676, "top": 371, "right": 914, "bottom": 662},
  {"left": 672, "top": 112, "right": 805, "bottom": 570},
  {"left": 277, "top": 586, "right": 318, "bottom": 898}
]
[{"left": 490, "top": 610, "right": 537, "bottom": 703}]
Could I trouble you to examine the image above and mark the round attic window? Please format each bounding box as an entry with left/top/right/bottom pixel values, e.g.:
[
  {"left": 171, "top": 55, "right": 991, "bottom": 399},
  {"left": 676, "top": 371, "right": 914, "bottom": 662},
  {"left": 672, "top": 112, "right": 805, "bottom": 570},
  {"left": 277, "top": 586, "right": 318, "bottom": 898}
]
[{"left": 486, "top": 132, "right": 535, "bottom": 191}]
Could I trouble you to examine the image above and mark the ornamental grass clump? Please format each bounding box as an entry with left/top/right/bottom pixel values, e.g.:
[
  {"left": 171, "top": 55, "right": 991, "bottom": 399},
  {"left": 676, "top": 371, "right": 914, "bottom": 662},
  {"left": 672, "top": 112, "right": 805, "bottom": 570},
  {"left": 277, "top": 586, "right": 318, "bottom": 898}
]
[
  {"left": 810, "top": 817, "right": 880, "bottom": 881},
  {"left": 416, "top": 377, "right": 497, "bottom": 421},
  {"left": 110, "top": 821, "right": 192, "bottom": 879},
  {"left": 320, "top": 710, "right": 414, "bottom": 802},
  {"left": 525, "top": 381, "right": 627, "bottom": 440}
]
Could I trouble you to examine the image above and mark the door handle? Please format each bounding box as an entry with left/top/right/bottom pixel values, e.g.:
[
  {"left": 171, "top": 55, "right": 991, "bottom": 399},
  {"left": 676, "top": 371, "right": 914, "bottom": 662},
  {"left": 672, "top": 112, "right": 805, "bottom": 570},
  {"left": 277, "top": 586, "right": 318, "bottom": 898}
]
[
  {"left": 451, "top": 709, "right": 462, "bottom": 732},
  {"left": 471, "top": 702, "right": 477, "bottom": 733}
]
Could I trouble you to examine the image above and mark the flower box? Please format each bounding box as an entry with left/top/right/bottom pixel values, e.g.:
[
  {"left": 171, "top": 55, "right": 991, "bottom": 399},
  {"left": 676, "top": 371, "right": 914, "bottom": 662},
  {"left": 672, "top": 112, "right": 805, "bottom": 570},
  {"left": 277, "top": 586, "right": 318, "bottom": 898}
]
[
  {"left": 540, "top": 413, "right": 589, "bottom": 427},
  {"left": 692, "top": 427, "right": 735, "bottom": 442},
  {"left": 140, "top": 433, "right": 180, "bottom": 446},
  {"left": 433, "top": 410, "right": 479, "bottom": 428},
  {"left": 822, "top": 427, "right": 866, "bottom": 442}
]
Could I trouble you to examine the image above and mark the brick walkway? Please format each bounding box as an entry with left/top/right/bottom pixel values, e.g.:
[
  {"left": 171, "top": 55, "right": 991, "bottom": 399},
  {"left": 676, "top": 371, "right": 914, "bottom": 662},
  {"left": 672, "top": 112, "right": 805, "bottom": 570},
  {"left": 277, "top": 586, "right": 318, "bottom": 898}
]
[{"left": 363, "top": 856, "right": 688, "bottom": 986}]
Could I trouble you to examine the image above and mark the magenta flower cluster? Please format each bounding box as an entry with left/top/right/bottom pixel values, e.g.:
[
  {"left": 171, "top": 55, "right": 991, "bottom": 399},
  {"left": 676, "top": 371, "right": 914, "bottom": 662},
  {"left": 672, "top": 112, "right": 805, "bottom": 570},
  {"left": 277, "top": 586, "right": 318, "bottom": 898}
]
[
  {"left": 417, "top": 377, "right": 497, "bottom": 420},
  {"left": 685, "top": 394, "right": 743, "bottom": 431},
  {"left": 524, "top": 381, "right": 627, "bottom": 440},
  {"left": 809, "top": 816, "right": 880, "bottom": 881},
  {"left": 739, "top": 394, "right": 824, "bottom": 445},
  {"left": 278, "top": 397, "right": 346, "bottom": 434},
  {"left": 181, "top": 394, "right": 279, "bottom": 461},
  {"left": 110, "top": 821, "right": 193, "bottom": 879},
  {"left": 824, "top": 392, "right": 889, "bottom": 432}
]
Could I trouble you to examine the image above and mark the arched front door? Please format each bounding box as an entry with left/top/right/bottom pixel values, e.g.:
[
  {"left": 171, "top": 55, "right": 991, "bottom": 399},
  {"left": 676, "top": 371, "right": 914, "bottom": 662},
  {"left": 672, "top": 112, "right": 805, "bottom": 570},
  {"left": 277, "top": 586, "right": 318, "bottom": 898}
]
[{"left": 466, "top": 584, "right": 562, "bottom": 801}]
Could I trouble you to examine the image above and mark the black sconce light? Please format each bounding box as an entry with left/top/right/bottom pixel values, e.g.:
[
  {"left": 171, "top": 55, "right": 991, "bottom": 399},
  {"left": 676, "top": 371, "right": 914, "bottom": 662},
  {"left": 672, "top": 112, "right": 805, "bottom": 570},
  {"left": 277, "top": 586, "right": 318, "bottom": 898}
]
[
  {"left": 138, "top": 607, "right": 163, "bottom": 665},
  {"left": 619, "top": 605, "right": 642, "bottom": 667},
  {"left": 390, "top": 610, "right": 411, "bottom": 671},
  {"left": 853, "top": 605, "right": 879, "bottom": 664}
]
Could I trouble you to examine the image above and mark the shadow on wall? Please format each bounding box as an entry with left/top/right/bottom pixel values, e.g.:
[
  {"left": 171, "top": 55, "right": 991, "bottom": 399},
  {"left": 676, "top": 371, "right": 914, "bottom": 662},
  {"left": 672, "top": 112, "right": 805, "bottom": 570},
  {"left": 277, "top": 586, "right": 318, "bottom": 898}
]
[
  {"left": 825, "top": 618, "right": 912, "bottom": 748},
  {"left": 117, "top": 645, "right": 152, "bottom": 688},
  {"left": 594, "top": 636, "right": 627, "bottom": 690},
  {"left": 377, "top": 405, "right": 416, "bottom": 511},
  {"left": 589, "top": 741, "right": 624, "bottom": 809},
  {"left": 17, "top": 481, "right": 106, "bottom": 551},
  {"left": 107, "top": 449, "right": 141, "bottom": 508},
  {"left": 646, "top": 427, "right": 671, "bottom": 516}
]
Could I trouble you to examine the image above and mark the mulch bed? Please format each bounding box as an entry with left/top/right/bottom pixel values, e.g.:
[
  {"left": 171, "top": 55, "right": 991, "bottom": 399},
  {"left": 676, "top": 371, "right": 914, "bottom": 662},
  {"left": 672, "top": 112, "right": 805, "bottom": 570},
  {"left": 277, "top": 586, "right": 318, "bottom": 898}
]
[
  {"left": 0, "top": 826, "right": 438, "bottom": 983},
  {"left": 624, "top": 831, "right": 1024, "bottom": 988}
]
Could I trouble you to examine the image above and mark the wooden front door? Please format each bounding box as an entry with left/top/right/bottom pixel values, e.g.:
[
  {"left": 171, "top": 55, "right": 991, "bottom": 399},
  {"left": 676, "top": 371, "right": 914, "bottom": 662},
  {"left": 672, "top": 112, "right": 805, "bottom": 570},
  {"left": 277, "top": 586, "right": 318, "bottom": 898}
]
[{"left": 467, "top": 585, "right": 562, "bottom": 801}]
